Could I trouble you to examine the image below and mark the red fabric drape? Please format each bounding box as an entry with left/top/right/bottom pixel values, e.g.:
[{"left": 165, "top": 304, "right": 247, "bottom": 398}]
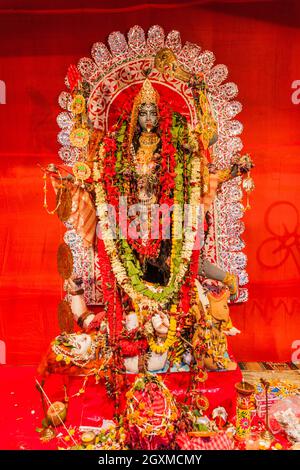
[{"left": 0, "top": 1, "right": 300, "bottom": 364}]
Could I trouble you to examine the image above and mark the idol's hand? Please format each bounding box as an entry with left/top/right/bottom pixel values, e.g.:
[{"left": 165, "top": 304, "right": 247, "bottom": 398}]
[
  {"left": 222, "top": 272, "right": 239, "bottom": 302},
  {"left": 67, "top": 277, "right": 84, "bottom": 295}
]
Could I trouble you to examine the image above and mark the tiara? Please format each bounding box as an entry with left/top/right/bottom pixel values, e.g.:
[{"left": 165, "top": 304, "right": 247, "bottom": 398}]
[{"left": 137, "top": 78, "right": 159, "bottom": 105}]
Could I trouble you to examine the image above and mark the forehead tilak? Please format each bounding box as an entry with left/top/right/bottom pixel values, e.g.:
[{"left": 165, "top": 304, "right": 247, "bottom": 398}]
[{"left": 139, "top": 103, "right": 158, "bottom": 112}]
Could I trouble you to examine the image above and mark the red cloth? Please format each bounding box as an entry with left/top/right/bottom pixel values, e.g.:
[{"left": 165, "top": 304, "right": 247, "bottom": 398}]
[
  {"left": 176, "top": 431, "right": 234, "bottom": 450},
  {"left": 0, "top": 364, "right": 240, "bottom": 449},
  {"left": 1, "top": 2, "right": 300, "bottom": 365}
]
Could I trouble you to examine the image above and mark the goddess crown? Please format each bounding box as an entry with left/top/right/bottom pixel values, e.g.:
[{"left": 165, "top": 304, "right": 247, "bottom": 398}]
[{"left": 137, "top": 78, "right": 160, "bottom": 106}]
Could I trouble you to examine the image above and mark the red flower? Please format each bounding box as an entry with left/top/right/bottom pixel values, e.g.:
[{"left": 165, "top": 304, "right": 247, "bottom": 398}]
[{"left": 103, "top": 136, "right": 117, "bottom": 153}]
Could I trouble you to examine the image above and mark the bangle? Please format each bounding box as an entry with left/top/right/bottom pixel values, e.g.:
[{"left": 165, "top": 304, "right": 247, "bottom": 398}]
[
  {"left": 70, "top": 289, "right": 84, "bottom": 296},
  {"left": 223, "top": 272, "right": 238, "bottom": 296},
  {"left": 77, "top": 311, "right": 93, "bottom": 328}
]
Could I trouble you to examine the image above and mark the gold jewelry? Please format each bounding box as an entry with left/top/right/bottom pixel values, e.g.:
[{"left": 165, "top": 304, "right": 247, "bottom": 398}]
[
  {"left": 70, "top": 94, "right": 86, "bottom": 115},
  {"left": 128, "top": 78, "right": 160, "bottom": 151},
  {"left": 70, "top": 127, "right": 89, "bottom": 148},
  {"left": 139, "top": 78, "right": 159, "bottom": 105},
  {"left": 223, "top": 272, "right": 238, "bottom": 296},
  {"left": 135, "top": 132, "right": 160, "bottom": 167},
  {"left": 73, "top": 161, "right": 91, "bottom": 185}
]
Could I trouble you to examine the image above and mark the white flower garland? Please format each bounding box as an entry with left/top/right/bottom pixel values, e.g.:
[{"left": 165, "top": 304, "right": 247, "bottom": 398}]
[{"left": 95, "top": 148, "right": 202, "bottom": 313}]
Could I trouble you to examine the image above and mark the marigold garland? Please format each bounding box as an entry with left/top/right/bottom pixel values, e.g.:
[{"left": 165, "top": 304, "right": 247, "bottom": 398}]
[
  {"left": 95, "top": 111, "right": 202, "bottom": 314},
  {"left": 148, "top": 316, "right": 177, "bottom": 354}
]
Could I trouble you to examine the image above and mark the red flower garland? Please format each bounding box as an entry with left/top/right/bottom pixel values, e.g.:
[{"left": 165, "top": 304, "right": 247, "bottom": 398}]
[
  {"left": 101, "top": 99, "right": 178, "bottom": 259},
  {"left": 119, "top": 338, "right": 148, "bottom": 357},
  {"left": 97, "top": 237, "right": 123, "bottom": 342},
  {"left": 98, "top": 98, "right": 200, "bottom": 346}
]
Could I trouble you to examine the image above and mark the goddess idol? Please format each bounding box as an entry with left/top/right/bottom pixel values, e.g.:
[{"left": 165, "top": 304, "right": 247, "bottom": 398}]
[{"left": 39, "top": 26, "right": 253, "bottom": 414}]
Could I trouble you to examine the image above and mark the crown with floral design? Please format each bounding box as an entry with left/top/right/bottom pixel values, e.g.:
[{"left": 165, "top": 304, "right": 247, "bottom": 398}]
[{"left": 137, "top": 78, "right": 160, "bottom": 106}]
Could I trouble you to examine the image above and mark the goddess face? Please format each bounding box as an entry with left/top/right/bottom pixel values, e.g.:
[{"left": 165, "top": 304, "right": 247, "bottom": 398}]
[{"left": 138, "top": 103, "right": 158, "bottom": 132}]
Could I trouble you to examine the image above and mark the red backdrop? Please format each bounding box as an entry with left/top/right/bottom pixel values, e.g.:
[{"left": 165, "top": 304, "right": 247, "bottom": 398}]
[{"left": 0, "top": 0, "right": 300, "bottom": 365}]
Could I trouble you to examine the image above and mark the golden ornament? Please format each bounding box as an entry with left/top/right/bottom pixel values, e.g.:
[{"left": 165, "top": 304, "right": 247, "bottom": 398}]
[
  {"left": 70, "top": 127, "right": 89, "bottom": 148},
  {"left": 70, "top": 94, "right": 86, "bottom": 115},
  {"left": 73, "top": 161, "right": 91, "bottom": 182},
  {"left": 138, "top": 78, "right": 159, "bottom": 105},
  {"left": 195, "top": 394, "right": 210, "bottom": 411},
  {"left": 155, "top": 48, "right": 191, "bottom": 82}
]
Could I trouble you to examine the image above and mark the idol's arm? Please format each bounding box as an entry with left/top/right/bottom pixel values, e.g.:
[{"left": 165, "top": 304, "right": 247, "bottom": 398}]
[
  {"left": 67, "top": 278, "right": 95, "bottom": 329},
  {"left": 216, "top": 153, "right": 254, "bottom": 186}
]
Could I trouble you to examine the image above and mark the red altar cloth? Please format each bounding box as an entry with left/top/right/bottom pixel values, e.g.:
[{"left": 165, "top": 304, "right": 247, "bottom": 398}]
[
  {"left": 46, "top": 367, "right": 242, "bottom": 428},
  {"left": 0, "top": 365, "right": 241, "bottom": 450}
]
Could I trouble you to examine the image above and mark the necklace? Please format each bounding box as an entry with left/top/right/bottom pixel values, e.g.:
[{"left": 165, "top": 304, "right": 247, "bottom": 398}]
[{"left": 132, "top": 132, "right": 160, "bottom": 177}]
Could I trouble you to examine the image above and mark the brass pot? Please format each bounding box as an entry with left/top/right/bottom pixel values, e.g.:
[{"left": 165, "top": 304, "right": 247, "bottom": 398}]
[{"left": 81, "top": 431, "right": 96, "bottom": 446}]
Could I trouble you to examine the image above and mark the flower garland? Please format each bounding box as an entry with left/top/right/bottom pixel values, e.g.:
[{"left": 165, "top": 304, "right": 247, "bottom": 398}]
[
  {"left": 148, "top": 316, "right": 177, "bottom": 354},
  {"left": 102, "top": 102, "right": 177, "bottom": 259},
  {"left": 97, "top": 237, "right": 124, "bottom": 341},
  {"left": 119, "top": 327, "right": 148, "bottom": 357}
]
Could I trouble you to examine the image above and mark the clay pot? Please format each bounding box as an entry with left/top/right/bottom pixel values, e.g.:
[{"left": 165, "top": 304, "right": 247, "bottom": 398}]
[{"left": 46, "top": 401, "right": 67, "bottom": 426}]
